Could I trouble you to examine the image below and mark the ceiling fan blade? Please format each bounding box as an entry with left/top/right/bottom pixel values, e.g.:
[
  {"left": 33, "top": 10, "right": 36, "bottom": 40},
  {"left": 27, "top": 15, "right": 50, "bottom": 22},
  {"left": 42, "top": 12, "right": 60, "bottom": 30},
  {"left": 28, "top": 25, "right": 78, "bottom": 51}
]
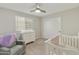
[{"left": 40, "top": 9, "right": 46, "bottom": 13}]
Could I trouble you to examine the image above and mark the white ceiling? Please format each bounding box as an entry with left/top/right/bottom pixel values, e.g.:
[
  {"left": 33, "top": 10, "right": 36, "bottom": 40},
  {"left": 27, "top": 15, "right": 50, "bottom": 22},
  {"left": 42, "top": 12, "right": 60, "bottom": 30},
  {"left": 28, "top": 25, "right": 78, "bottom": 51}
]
[{"left": 0, "top": 3, "right": 79, "bottom": 17}]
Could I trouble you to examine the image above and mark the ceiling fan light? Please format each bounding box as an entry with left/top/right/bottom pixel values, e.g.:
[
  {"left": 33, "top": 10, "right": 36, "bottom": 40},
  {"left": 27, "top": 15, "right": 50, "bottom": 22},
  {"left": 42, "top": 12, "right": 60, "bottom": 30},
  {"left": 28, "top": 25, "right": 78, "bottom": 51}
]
[
  {"left": 31, "top": 8, "right": 46, "bottom": 13},
  {"left": 35, "top": 9, "right": 41, "bottom": 13}
]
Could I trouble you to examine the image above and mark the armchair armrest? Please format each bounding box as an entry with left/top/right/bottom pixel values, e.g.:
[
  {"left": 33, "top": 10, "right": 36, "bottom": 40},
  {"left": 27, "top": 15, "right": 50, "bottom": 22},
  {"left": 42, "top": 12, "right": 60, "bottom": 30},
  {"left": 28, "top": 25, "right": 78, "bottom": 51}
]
[{"left": 16, "top": 41, "right": 25, "bottom": 45}]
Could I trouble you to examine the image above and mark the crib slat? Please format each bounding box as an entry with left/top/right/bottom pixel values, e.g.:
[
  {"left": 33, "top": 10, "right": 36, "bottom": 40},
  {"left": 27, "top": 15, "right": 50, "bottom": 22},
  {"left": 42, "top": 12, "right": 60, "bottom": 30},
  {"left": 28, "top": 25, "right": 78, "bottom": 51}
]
[
  {"left": 77, "top": 37, "right": 79, "bottom": 49},
  {"left": 63, "top": 35, "right": 65, "bottom": 45},
  {"left": 66, "top": 36, "right": 69, "bottom": 46},
  {"left": 62, "top": 35, "right": 64, "bottom": 45},
  {"left": 67, "top": 36, "right": 69, "bottom": 46},
  {"left": 70, "top": 36, "right": 72, "bottom": 47},
  {"left": 75, "top": 37, "right": 78, "bottom": 48},
  {"left": 76, "top": 37, "right": 78, "bottom": 48},
  {"left": 72, "top": 37, "right": 74, "bottom": 47},
  {"left": 74, "top": 37, "right": 76, "bottom": 48},
  {"left": 68, "top": 36, "right": 70, "bottom": 46},
  {"left": 59, "top": 35, "right": 62, "bottom": 45}
]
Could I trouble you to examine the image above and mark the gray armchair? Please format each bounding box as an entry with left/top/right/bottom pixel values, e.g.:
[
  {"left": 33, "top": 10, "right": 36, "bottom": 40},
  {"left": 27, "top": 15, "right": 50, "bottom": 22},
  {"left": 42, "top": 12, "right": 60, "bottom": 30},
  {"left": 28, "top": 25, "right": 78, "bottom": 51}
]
[
  {"left": 0, "top": 32, "right": 25, "bottom": 55},
  {"left": 0, "top": 40, "right": 25, "bottom": 55}
]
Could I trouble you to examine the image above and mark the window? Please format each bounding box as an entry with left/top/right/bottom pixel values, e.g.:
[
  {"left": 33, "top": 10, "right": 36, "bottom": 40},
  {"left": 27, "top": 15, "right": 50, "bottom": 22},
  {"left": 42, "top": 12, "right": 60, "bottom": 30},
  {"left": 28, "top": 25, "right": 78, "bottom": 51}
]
[
  {"left": 25, "top": 18, "right": 33, "bottom": 30},
  {"left": 15, "top": 16, "right": 26, "bottom": 31},
  {"left": 15, "top": 16, "right": 33, "bottom": 31}
]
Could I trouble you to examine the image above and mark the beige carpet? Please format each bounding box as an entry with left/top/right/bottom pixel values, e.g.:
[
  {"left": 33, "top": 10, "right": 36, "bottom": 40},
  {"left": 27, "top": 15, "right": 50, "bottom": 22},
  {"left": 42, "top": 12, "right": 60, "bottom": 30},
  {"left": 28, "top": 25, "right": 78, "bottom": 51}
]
[{"left": 25, "top": 39, "right": 47, "bottom": 55}]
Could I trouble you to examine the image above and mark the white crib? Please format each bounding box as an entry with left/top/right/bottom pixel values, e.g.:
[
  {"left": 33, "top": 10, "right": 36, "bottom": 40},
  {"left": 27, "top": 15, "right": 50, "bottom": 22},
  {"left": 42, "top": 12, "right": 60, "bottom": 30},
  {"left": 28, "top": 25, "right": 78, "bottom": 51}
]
[{"left": 45, "top": 33, "right": 79, "bottom": 55}]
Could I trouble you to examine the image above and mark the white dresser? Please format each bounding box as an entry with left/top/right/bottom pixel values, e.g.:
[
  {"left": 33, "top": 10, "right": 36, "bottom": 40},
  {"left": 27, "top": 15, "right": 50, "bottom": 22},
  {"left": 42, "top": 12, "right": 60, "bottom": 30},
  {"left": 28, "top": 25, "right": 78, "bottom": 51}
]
[{"left": 20, "top": 30, "right": 36, "bottom": 44}]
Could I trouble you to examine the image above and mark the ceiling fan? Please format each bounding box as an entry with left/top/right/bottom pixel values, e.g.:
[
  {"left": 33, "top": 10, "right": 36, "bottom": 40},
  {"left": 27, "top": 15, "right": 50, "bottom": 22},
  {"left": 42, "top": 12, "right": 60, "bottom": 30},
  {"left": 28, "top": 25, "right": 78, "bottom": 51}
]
[{"left": 30, "top": 3, "right": 46, "bottom": 13}]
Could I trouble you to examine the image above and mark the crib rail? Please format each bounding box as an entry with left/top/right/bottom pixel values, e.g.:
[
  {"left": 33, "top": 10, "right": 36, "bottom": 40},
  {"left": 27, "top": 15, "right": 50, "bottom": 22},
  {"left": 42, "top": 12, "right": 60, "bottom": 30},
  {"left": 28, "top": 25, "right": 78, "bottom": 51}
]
[
  {"left": 45, "top": 33, "right": 79, "bottom": 55},
  {"left": 59, "top": 34, "right": 79, "bottom": 49}
]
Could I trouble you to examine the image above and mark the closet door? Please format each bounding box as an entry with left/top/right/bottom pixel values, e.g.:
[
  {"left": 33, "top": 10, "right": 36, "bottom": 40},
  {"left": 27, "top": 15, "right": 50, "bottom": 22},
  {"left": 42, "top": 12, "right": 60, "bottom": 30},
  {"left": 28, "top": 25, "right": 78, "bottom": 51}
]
[{"left": 42, "top": 17, "right": 61, "bottom": 39}]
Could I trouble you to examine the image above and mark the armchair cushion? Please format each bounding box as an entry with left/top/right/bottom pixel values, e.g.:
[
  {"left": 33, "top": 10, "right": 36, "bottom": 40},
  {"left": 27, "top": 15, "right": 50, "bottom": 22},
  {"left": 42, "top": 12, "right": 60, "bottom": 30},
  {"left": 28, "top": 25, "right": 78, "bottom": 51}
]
[
  {"left": 10, "top": 45, "right": 24, "bottom": 54},
  {"left": 0, "top": 47, "right": 10, "bottom": 52}
]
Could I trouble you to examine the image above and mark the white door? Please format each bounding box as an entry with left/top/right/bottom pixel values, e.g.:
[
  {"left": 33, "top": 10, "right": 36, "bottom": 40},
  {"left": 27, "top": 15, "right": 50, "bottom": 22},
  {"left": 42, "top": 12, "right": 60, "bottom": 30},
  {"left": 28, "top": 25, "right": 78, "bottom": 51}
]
[{"left": 42, "top": 17, "right": 61, "bottom": 39}]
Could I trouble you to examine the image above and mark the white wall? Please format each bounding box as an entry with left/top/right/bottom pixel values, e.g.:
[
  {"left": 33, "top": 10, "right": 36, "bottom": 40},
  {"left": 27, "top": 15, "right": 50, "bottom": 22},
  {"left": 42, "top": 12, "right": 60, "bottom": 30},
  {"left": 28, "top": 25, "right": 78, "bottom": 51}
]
[
  {"left": 0, "top": 8, "right": 41, "bottom": 39},
  {"left": 42, "top": 7, "right": 79, "bottom": 39},
  {"left": 0, "top": 8, "right": 15, "bottom": 34},
  {"left": 61, "top": 8, "right": 79, "bottom": 35}
]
